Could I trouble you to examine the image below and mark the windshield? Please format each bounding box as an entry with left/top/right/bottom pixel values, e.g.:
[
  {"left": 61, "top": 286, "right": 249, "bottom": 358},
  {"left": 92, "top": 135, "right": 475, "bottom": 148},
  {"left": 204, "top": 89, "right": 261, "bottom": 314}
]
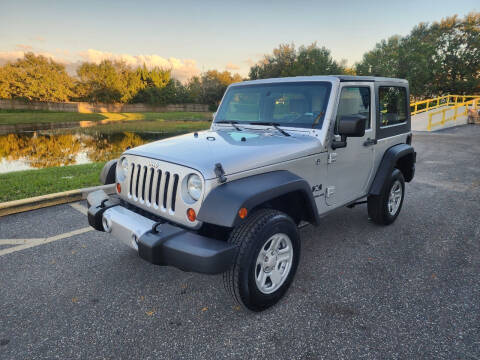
[{"left": 215, "top": 82, "right": 332, "bottom": 129}]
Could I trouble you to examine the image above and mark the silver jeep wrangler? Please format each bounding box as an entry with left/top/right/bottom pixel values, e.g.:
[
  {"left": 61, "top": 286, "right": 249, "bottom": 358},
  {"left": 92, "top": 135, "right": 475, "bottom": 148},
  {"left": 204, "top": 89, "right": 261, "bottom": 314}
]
[{"left": 87, "top": 76, "right": 416, "bottom": 311}]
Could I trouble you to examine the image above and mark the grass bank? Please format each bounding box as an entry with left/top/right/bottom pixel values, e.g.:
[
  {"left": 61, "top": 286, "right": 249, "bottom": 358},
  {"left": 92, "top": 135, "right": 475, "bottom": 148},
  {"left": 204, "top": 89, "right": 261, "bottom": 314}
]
[
  {"left": 77, "top": 119, "right": 211, "bottom": 134},
  {"left": 0, "top": 109, "right": 212, "bottom": 125},
  {"left": 0, "top": 163, "right": 104, "bottom": 202}
]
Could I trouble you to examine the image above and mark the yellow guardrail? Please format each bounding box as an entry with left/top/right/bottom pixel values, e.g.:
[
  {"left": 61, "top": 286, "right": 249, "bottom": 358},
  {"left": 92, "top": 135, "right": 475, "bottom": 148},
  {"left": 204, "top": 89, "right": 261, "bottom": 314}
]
[
  {"left": 410, "top": 95, "right": 480, "bottom": 115},
  {"left": 410, "top": 95, "right": 479, "bottom": 115},
  {"left": 427, "top": 97, "right": 480, "bottom": 131}
]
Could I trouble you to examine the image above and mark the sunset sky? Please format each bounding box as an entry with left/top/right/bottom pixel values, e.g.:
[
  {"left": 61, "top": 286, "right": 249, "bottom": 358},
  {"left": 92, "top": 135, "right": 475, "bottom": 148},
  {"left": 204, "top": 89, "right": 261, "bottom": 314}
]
[{"left": 0, "top": 0, "right": 478, "bottom": 81}]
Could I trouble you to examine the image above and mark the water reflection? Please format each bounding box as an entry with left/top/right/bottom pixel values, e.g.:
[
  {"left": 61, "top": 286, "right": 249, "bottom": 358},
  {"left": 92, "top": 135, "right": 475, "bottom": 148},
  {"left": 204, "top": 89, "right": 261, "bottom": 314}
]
[{"left": 0, "top": 131, "right": 152, "bottom": 173}]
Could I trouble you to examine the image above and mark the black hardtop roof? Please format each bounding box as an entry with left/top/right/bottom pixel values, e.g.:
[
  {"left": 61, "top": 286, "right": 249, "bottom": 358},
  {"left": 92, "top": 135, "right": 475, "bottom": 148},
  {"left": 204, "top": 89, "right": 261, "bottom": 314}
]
[{"left": 332, "top": 75, "right": 408, "bottom": 83}]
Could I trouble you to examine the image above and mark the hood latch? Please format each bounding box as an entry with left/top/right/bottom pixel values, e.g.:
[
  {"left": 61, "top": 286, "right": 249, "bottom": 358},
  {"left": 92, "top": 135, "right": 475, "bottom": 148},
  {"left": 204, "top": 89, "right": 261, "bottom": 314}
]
[{"left": 214, "top": 163, "right": 227, "bottom": 183}]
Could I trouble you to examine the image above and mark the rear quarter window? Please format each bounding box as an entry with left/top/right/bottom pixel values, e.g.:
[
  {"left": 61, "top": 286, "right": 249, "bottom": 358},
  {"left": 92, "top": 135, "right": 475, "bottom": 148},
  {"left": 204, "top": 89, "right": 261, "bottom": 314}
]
[{"left": 379, "top": 86, "right": 408, "bottom": 127}]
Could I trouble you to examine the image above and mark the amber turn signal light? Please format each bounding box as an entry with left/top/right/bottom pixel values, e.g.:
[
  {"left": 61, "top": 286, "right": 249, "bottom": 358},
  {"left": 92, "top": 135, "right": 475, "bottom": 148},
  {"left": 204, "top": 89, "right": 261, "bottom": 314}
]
[
  {"left": 116, "top": 183, "right": 121, "bottom": 193},
  {"left": 187, "top": 208, "right": 196, "bottom": 222},
  {"left": 238, "top": 207, "right": 248, "bottom": 219}
]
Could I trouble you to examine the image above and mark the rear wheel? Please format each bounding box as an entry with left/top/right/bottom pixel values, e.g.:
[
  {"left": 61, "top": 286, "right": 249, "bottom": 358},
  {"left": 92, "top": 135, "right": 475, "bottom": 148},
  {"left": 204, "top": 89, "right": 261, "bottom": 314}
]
[
  {"left": 367, "top": 168, "right": 405, "bottom": 225},
  {"left": 223, "top": 209, "right": 300, "bottom": 311}
]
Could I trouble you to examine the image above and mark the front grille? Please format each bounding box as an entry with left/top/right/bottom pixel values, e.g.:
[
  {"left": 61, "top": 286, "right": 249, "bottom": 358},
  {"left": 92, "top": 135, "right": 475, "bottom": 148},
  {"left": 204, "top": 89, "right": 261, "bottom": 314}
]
[
  {"left": 120, "top": 154, "right": 203, "bottom": 228},
  {"left": 128, "top": 162, "right": 180, "bottom": 213}
]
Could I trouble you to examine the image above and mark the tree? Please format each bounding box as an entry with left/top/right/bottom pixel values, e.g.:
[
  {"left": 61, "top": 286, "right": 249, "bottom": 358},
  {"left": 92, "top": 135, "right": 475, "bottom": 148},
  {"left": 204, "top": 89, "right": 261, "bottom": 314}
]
[
  {"left": 136, "top": 64, "right": 170, "bottom": 88},
  {"left": 430, "top": 13, "right": 480, "bottom": 95},
  {"left": 355, "top": 36, "right": 401, "bottom": 78},
  {"left": 201, "top": 70, "right": 242, "bottom": 106},
  {"left": 131, "top": 66, "right": 175, "bottom": 104},
  {"left": 0, "top": 53, "right": 74, "bottom": 102},
  {"left": 76, "top": 60, "right": 144, "bottom": 103},
  {"left": 133, "top": 78, "right": 192, "bottom": 105},
  {"left": 249, "top": 43, "right": 345, "bottom": 80},
  {"left": 355, "top": 12, "right": 480, "bottom": 98}
]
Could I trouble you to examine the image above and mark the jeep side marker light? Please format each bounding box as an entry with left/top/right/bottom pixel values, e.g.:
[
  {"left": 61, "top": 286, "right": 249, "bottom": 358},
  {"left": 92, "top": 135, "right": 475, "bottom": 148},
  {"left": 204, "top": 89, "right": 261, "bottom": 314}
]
[
  {"left": 116, "top": 183, "right": 121, "bottom": 193},
  {"left": 238, "top": 207, "right": 248, "bottom": 219},
  {"left": 187, "top": 208, "right": 196, "bottom": 222}
]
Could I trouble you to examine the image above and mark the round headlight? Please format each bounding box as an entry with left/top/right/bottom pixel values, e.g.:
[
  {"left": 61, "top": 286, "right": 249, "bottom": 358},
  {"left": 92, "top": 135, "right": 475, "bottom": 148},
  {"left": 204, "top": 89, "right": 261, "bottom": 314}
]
[{"left": 187, "top": 174, "right": 202, "bottom": 201}]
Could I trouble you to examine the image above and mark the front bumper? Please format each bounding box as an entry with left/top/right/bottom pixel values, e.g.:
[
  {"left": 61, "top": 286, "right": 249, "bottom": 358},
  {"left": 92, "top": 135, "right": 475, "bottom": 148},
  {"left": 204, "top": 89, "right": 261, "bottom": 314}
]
[{"left": 87, "top": 190, "right": 237, "bottom": 274}]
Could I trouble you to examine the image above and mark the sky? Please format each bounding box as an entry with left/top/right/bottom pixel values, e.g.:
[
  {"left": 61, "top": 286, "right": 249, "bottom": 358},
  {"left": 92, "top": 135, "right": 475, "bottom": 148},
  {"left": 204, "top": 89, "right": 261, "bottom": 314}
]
[{"left": 0, "top": 0, "right": 478, "bottom": 81}]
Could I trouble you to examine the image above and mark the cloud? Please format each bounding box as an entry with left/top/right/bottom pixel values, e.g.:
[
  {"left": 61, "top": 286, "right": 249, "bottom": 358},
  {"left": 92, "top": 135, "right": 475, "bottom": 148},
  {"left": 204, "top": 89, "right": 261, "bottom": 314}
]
[
  {"left": 0, "top": 47, "right": 201, "bottom": 82},
  {"left": 56, "top": 49, "right": 70, "bottom": 56},
  {"left": 225, "top": 62, "right": 240, "bottom": 71},
  {"left": 0, "top": 50, "right": 68, "bottom": 66},
  {"left": 15, "top": 44, "right": 33, "bottom": 50},
  {"left": 78, "top": 49, "right": 200, "bottom": 82},
  {"left": 30, "top": 36, "right": 46, "bottom": 42},
  {"left": 0, "top": 51, "right": 25, "bottom": 64},
  {"left": 244, "top": 58, "right": 256, "bottom": 67}
]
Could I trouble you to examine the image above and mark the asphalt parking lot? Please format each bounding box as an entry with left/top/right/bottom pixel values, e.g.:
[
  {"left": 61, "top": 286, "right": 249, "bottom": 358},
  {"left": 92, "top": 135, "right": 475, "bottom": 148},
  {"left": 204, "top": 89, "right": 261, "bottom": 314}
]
[{"left": 1, "top": 125, "right": 479, "bottom": 359}]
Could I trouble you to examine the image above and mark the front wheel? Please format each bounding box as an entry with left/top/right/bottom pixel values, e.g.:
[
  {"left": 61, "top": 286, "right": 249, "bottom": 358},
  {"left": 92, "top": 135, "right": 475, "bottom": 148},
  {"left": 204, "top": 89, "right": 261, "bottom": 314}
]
[
  {"left": 367, "top": 168, "right": 405, "bottom": 225},
  {"left": 223, "top": 209, "right": 300, "bottom": 312}
]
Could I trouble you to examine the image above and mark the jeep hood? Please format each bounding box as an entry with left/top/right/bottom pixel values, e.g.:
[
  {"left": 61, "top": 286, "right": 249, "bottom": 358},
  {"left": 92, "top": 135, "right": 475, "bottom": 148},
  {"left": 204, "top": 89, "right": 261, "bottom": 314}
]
[{"left": 125, "top": 129, "right": 321, "bottom": 179}]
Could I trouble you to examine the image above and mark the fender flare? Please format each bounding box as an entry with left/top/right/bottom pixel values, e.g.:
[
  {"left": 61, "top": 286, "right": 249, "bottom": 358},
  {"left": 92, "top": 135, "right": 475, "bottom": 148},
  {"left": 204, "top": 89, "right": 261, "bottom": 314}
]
[
  {"left": 100, "top": 159, "right": 117, "bottom": 185},
  {"left": 369, "top": 144, "right": 416, "bottom": 196},
  {"left": 197, "top": 170, "right": 320, "bottom": 228}
]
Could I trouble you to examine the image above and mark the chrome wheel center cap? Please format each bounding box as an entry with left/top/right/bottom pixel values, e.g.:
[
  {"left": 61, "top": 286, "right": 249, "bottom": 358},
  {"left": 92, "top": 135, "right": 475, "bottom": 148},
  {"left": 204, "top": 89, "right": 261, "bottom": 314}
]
[{"left": 263, "top": 252, "right": 277, "bottom": 271}]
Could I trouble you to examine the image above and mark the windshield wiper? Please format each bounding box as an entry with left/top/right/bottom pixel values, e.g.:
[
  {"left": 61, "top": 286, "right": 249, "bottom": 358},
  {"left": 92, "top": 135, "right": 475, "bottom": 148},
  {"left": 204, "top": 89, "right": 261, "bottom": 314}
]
[
  {"left": 250, "top": 122, "right": 290, "bottom": 137},
  {"left": 216, "top": 120, "right": 242, "bottom": 131}
]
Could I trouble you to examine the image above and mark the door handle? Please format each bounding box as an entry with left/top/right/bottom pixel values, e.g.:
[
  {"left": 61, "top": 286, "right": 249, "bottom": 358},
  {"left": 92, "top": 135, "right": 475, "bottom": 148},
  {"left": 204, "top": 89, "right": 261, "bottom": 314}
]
[{"left": 363, "top": 138, "right": 377, "bottom": 146}]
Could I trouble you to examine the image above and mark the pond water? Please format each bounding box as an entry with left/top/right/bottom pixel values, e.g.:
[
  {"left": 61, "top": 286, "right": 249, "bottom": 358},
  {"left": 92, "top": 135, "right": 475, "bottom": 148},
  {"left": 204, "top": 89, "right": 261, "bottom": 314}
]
[{"left": 0, "top": 120, "right": 209, "bottom": 173}]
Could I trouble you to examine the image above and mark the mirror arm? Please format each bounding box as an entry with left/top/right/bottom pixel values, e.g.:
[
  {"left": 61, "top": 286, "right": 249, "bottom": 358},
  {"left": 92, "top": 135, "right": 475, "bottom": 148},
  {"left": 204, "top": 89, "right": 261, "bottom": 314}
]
[{"left": 331, "top": 135, "right": 347, "bottom": 149}]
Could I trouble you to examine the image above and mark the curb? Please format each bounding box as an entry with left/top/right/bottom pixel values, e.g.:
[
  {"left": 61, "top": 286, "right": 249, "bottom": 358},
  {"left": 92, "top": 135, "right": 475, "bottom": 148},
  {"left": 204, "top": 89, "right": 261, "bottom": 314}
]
[{"left": 0, "top": 184, "right": 115, "bottom": 217}]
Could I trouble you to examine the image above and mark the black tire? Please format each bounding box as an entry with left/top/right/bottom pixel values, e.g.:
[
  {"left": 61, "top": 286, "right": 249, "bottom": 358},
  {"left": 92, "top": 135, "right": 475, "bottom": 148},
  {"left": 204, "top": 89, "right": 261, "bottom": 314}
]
[
  {"left": 223, "top": 209, "right": 300, "bottom": 312},
  {"left": 368, "top": 168, "right": 405, "bottom": 225}
]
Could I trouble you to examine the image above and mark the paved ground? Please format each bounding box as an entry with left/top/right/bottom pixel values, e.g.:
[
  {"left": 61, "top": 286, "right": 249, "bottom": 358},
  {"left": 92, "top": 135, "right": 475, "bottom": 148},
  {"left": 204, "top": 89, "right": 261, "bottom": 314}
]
[{"left": 1, "top": 125, "right": 479, "bottom": 359}]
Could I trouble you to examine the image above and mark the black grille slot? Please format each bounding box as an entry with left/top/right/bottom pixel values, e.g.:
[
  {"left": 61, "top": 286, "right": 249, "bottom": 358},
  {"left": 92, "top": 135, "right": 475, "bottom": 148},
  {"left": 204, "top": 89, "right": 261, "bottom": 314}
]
[
  {"left": 148, "top": 168, "right": 154, "bottom": 204},
  {"left": 171, "top": 174, "right": 179, "bottom": 211},
  {"left": 155, "top": 170, "right": 162, "bottom": 206},
  {"left": 135, "top": 164, "right": 141, "bottom": 198},
  {"left": 163, "top": 172, "right": 170, "bottom": 209},
  {"left": 141, "top": 166, "right": 147, "bottom": 201},
  {"left": 129, "top": 163, "right": 135, "bottom": 195}
]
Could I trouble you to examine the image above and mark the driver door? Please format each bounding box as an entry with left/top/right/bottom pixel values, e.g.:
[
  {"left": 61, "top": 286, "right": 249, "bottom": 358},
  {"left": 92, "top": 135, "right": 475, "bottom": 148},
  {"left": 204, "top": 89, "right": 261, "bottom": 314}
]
[{"left": 325, "top": 83, "right": 375, "bottom": 207}]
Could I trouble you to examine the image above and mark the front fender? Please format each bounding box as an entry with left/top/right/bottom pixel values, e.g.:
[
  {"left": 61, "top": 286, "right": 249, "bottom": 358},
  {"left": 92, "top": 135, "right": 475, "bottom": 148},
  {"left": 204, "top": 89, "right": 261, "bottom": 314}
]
[
  {"left": 100, "top": 159, "right": 117, "bottom": 185},
  {"left": 197, "top": 171, "right": 319, "bottom": 228}
]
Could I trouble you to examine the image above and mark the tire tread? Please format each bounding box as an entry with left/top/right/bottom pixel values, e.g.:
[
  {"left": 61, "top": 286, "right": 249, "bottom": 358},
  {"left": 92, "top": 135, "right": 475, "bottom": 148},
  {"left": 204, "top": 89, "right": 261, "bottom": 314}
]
[{"left": 223, "top": 209, "right": 284, "bottom": 309}]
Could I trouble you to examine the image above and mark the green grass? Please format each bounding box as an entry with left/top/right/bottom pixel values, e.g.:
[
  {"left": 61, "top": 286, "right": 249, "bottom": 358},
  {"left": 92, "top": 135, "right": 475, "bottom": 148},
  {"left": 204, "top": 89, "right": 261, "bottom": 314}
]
[
  {"left": 0, "top": 110, "right": 212, "bottom": 125},
  {"left": 0, "top": 110, "right": 105, "bottom": 124},
  {"left": 0, "top": 162, "right": 105, "bottom": 202},
  {"left": 137, "top": 112, "right": 212, "bottom": 121},
  {"left": 77, "top": 119, "right": 211, "bottom": 135}
]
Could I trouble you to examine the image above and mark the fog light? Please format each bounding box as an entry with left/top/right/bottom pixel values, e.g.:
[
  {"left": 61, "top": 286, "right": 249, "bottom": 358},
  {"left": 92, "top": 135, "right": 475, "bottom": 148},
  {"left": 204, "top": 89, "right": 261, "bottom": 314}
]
[
  {"left": 116, "top": 183, "right": 121, "bottom": 193},
  {"left": 187, "top": 208, "right": 196, "bottom": 222},
  {"left": 102, "top": 214, "right": 112, "bottom": 233}
]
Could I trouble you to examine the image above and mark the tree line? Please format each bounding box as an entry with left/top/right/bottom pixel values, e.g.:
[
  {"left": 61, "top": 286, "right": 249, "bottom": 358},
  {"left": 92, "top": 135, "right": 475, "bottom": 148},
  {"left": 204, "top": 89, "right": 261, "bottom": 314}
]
[
  {"left": 0, "top": 54, "right": 242, "bottom": 109},
  {"left": 0, "top": 12, "right": 478, "bottom": 106},
  {"left": 250, "top": 13, "right": 479, "bottom": 99}
]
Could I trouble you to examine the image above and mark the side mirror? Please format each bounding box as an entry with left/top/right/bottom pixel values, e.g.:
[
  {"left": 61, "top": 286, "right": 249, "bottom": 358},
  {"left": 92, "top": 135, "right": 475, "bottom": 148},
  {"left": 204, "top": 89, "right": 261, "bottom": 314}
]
[{"left": 332, "top": 115, "right": 366, "bottom": 149}]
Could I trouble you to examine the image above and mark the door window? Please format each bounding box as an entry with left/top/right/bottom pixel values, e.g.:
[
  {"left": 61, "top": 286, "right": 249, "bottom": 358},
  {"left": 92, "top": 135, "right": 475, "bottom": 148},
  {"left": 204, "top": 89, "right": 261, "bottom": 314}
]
[
  {"left": 379, "top": 86, "right": 407, "bottom": 127},
  {"left": 335, "top": 87, "right": 371, "bottom": 133}
]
